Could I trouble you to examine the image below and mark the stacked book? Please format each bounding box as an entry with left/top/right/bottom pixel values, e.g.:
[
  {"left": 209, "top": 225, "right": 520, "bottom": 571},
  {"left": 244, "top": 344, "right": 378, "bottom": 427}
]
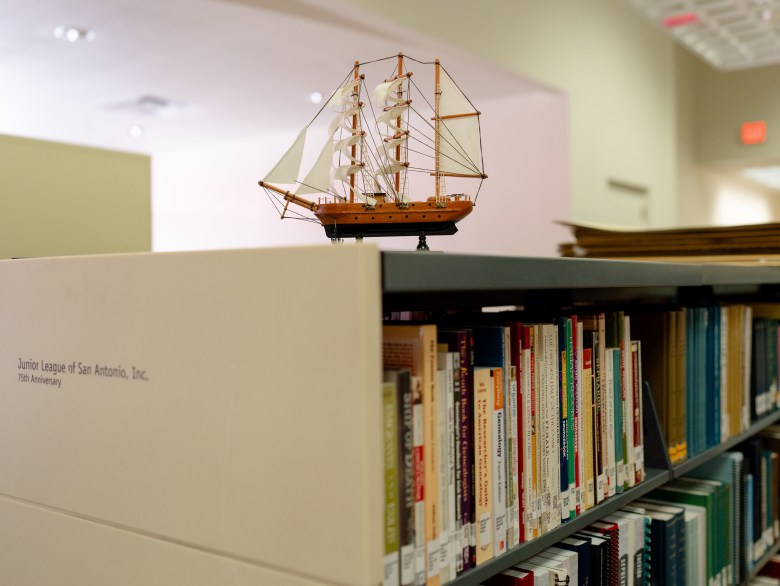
[{"left": 558, "top": 221, "right": 780, "bottom": 264}]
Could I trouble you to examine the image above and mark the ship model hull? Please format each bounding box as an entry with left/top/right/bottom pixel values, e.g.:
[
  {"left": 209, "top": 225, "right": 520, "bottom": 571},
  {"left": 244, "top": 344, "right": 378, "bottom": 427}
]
[{"left": 316, "top": 198, "right": 473, "bottom": 238}]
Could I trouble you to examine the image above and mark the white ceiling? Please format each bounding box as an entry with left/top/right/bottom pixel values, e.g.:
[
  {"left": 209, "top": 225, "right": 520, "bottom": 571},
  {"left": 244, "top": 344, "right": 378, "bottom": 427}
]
[
  {"left": 626, "top": 0, "right": 780, "bottom": 70},
  {"left": 0, "top": 0, "right": 543, "bottom": 155}
]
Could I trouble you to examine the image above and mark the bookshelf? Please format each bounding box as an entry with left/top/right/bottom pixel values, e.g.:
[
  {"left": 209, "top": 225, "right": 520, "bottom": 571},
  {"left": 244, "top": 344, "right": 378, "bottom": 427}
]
[{"left": 2, "top": 245, "right": 780, "bottom": 584}]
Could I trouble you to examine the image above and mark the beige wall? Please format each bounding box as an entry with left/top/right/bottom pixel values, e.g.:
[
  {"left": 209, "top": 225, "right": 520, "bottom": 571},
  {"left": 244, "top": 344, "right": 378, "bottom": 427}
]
[
  {"left": 676, "top": 46, "right": 780, "bottom": 226},
  {"left": 341, "top": 0, "right": 679, "bottom": 228},
  {"left": 695, "top": 61, "right": 780, "bottom": 165},
  {"left": 0, "top": 135, "right": 150, "bottom": 259}
]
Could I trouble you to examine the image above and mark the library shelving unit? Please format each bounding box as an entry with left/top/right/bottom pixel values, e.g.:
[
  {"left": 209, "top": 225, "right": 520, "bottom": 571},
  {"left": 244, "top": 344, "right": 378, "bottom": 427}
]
[{"left": 2, "top": 244, "right": 780, "bottom": 585}]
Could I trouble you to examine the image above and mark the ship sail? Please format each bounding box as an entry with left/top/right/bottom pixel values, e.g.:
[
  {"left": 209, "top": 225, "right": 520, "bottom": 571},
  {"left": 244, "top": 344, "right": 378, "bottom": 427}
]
[
  {"left": 263, "top": 127, "right": 307, "bottom": 184},
  {"left": 437, "top": 68, "right": 484, "bottom": 178}
]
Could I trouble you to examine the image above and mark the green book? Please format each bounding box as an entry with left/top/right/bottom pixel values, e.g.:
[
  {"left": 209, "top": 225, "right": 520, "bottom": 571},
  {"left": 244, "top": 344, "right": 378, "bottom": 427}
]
[{"left": 382, "top": 380, "right": 400, "bottom": 585}]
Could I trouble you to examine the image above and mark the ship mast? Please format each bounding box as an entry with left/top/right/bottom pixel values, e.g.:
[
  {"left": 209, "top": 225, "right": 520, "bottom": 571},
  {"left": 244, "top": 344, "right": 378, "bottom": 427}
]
[
  {"left": 434, "top": 58, "right": 441, "bottom": 200},
  {"left": 395, "top": 53, "right": 404, "bottom": 196},
  {"left": 350, "top": 61, "right": 359, "bottom": 204}
]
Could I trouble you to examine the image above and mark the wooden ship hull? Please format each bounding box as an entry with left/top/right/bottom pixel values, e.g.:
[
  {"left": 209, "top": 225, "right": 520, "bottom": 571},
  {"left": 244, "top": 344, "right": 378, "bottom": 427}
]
[{"left": 315, "top": 198, "right": 473, "bottom": 238}]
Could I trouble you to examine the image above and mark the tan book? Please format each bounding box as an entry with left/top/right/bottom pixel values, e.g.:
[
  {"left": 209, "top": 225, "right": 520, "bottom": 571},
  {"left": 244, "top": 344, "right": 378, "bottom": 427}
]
[{"left": 473, "top": 367, "right": 494, "bottom": 566}]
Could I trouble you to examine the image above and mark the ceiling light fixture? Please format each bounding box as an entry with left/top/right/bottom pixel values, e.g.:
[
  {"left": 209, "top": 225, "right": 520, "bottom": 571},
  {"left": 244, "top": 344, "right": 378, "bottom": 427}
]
[
  {"left": 53, "top": 26, "right": 96, "bottom": 43},
  {"left": 309, "top": 91, "right": 323, "bottom": 105},
  {"left": 129, "top": 125, "right": 144, "bottom": 138}
]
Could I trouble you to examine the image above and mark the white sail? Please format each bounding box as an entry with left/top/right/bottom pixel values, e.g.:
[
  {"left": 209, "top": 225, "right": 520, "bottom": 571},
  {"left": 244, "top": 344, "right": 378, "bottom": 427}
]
[
  {"left": 332, "top": 163, "right": 363, "bottom": 184},
  {"left": 438, "top": 69, "right": 483, "bottom": 176},
  {"left": 328, "top": 105, "right": 361, "bottom": 137},
  {"left": 263, "top": 127, "right": 306, "bottom": 184},
  {"left": 377, "top": 104, "right": 409, "bottom": 133},
  {"left": 296, "top": 140, "right": 334, "bottom": 195},
  {"left": 328, "top": 81, "right": 360, "bottom": 109},
  {"left": 372, "top": 78, "right": 406, "bottom": 105},
  {"left": 334, "top": 134, "right": 363, "bottom": 162}
]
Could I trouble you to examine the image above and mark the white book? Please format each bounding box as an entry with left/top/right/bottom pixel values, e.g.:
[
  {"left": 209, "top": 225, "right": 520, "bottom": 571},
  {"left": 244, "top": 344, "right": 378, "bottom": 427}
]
[
  {"left": 446, "top": 352, "right": 457, "bottom": 580},
  {"left": 515, "top": 562, "right": 553, "bottom": 586},
  {"left": 435, "top": 354, "right": 454, "bottom": 584},
  {"left": 608, "top": 511, "right": 645, "bottom": 586},
  {"left": 521, "top": 344, "right": 536, "bottom": 540},
  {"left": 535, "top": 324, "right": 551, "bottom": 535},
  {"left": 508, "top": 362, "right": 520, "bottom": 548},
  {"left": 526, "top": 554, "right": 570, "bottom": 585},
  {"left": 491, "top": 366, "right": 508, "bottom": 556},
  {"left": 547, "top": 324, "right": 562, "bottom": 530},
  {"left": 539, "top": 547, "right": 579, "bottom": 586}
]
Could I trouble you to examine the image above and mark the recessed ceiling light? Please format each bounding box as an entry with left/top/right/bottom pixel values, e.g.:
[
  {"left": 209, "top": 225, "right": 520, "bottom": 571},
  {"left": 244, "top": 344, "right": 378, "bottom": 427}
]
[
  {"left": 53, "top": 26, "right": 96, "bottom": 43},
  {"left": 129, "top": 125, "right": 144, "bottom": 138},
  {"left": 309, "top": 91, "right": 323, "bottom": 104}
]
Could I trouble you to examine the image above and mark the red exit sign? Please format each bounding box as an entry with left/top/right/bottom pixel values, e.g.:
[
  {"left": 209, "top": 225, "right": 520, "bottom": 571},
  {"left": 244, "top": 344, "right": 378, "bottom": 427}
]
[{"left": 742, "top": 120, "right": 767, "bottom": 145}]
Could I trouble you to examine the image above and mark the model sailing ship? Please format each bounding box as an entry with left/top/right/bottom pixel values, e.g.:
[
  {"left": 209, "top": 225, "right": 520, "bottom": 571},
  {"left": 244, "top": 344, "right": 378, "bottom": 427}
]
[{"left": 258, "top": 53, "right": 487, "bottom": 248}]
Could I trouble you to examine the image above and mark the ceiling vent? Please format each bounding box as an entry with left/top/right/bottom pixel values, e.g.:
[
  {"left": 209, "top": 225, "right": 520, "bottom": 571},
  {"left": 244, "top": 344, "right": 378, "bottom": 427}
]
[{"left": 625, "top": 0, "right": 780, "bottom": 70}]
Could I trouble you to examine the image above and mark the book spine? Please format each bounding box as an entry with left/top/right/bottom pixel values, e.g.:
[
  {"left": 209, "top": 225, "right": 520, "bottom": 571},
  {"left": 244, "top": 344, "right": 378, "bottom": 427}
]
[
  {"left": 558, "top": 319, "right": 571, "bottom": 523},
  {"left": 605, "top": 349, "right": 617, "bottom": 498},
  {"left": 435, "top": 358, "right": 451, "bottom": 583},
  {"left": 631, "top": 341, "right": 644, "bottom": 484},
  {"left": 474, "top": 367, "right": 494, "bottom": 566},
  {"left": 565, "top": 318, "right": 576, "bottom": 519},
  {"left": 582, "top": 348, "right": 595, "bottom": 510},
  {"left": 412, "top": 375, "right": 426, "bottom": 586},
  {"left": 508, "top": 363, "right": 520, "bottom": 547},
  {"left": 398, "top": 371, "right": 415, "bottom": 586},
  {"left": 464, "top": 333, "right": 476, "bottom": 570},
  {"left": 612, "top": 347, "right": 625, "bottom": 495},
  {"left": 492, "top": 367, "right": 508, "bottom": 556},
  {"left": 622, "top": 315, "right": 635, "bottom": 490},
  {"left": 548, "top": 324, "right": 562, "bottom": 530},
  {"left": 506, "top": 327, "right": 519, "bottom": 549},
  {"left": 574, "top": 319, "right": 584, "bottom": 515},
  {"left": 597, "top": 315, "right": 609, "bottom": 502},
  {"left": 591, "top": 329, "right": 605, "bottom": 504},
  {"left": 524, "top": 325, "right": 540, "bottom": 540},
  {"left": 720, "top": 308, "right": 729, "bottom": 443},
  {"left": 423, "top": 328, "right": 440, "bottom": 586},
  {"left": 510, "top": 323, "right": 525, "bottom": 544},
  {"left": 451, "top": 352, "right": 462, "bottom": 577},
  {"left": 383, "top": 380, "right": 401, "bottom": 586}
]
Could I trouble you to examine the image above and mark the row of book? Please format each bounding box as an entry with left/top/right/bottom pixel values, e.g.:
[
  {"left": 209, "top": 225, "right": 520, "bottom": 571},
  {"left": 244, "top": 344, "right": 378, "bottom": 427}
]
[
  {"left": 633, "top": 304, "right": 780, "bottom": 464},
  {"left": 480, "top": 429, "right": 780, "bottom": 585},
  {"left": 381, "top": 311, "right": 646, "bottom": 586}
]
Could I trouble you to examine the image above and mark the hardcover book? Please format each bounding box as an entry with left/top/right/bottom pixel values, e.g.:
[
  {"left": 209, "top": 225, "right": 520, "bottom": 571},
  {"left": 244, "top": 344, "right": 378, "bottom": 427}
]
[{"left": 473, "top": 367, "right": 494, "bottom": 566}]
